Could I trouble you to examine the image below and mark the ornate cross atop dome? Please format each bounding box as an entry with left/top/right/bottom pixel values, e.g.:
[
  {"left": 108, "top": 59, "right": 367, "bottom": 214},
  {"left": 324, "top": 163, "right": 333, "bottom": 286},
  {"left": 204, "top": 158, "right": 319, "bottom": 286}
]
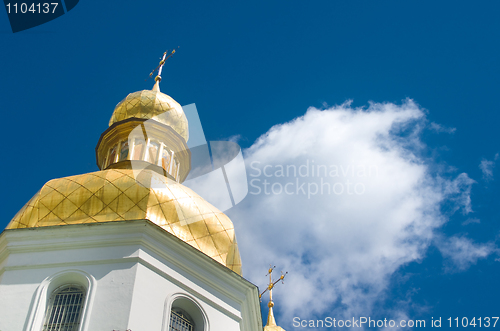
[{"left": 148, "top": 48, "right": 178, "bottom": 92}]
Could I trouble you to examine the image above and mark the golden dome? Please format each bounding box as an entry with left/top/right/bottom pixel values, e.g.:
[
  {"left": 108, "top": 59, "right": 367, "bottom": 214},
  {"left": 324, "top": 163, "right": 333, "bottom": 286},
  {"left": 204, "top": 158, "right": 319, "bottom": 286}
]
[
  {"left": 7, "top": 168, "right": 241, "bottom": 274},
  {"left": 109, "top": 90, "right": 189, "bottom": 142}
]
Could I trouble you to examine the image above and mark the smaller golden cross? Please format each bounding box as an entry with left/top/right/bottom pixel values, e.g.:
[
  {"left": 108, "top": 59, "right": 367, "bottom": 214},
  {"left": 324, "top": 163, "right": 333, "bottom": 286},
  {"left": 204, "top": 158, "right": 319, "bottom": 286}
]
[
  {"left": 259, "top": 265, "right": 287, "bottom": 303},
  {"left": 259, "top": 266, "right": 287, "bottom": 328}
]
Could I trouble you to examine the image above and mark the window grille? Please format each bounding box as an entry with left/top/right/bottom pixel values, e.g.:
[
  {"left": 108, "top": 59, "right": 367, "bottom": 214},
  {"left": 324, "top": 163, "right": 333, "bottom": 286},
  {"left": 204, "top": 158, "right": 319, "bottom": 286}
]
[
  {"left": 169, "top": 308, "right": 194, "bottom": 331},
  {"left": 43, "top": 285, "right": 85, "bottom": 331}
]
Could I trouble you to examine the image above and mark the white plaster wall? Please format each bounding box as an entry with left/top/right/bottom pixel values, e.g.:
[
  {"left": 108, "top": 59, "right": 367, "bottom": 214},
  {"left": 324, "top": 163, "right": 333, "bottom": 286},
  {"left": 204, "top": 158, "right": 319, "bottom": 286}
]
[
  {"left": 83, "top": 263, "right": 137, "bottom": 331},
  {"left": 128, "top": 263, "right": 180, "bottom": 331},
  {"left": 0, "top": 269, "right": 41, "bottom": 330},
  {"left": 200, "top": 299, "right": 241, "bottom": 331},
  {"left": 127, "top": 262, "right": 242, "bottom": 331},
  {"left": 0, "top": 262, "right": 138, "bottom": 331}
]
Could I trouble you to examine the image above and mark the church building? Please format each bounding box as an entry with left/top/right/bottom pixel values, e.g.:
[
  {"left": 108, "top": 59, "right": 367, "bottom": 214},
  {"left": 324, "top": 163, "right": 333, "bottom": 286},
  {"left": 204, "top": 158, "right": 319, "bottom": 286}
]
[{"left": 0, "top": 55, "right": 287, "bottom": 331}]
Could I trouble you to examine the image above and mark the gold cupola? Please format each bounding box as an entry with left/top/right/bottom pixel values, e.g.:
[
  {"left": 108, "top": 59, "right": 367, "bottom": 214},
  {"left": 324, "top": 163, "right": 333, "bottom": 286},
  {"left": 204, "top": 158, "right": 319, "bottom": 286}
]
[
  {"left": 109, "top": 89, "right": 188, "bottom": 141},
  {"left": 96, "top": 76, "right": 191, "bottom": 183},
  {"left": 6, "top": 54, "right": 242, "bottom": 275}
]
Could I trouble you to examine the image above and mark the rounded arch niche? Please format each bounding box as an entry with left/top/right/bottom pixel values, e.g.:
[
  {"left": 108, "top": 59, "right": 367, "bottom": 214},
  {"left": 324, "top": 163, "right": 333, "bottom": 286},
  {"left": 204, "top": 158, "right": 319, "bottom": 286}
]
[
  {"left": 26, "top": 269, "right": 95, "bottom": 331},
  {"left": 164, "top": 293, "right": 208, "bottom": 331}
]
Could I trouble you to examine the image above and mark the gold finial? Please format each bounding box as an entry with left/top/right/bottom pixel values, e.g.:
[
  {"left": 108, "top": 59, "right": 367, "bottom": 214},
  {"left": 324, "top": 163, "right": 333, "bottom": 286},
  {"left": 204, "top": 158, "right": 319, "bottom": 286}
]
[
  {"left": 148, "top": 47, "right": 179, "bottom": 92},
  {"left": 260, "top": 265, "right": 288, "bottom": 330}
]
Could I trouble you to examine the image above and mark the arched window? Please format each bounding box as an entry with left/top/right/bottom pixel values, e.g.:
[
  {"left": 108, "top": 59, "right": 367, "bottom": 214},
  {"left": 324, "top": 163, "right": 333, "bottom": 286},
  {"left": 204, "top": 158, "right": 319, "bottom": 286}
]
[
  {"left": 147, "top": 141, "right": 160, "bottom": 164},
  {"left": 119, "top": 140, "right": 130, "bottom": 161},
  {"left": 132, "top": 138, "right": 146, "bottom": 160},
  {"left": 161, "top": 147, "right": 172, "bottom": 172},
  {"left": 165, "top": 295, "right": 207, "bottom": 331},
  {"left": 42, "top": 285, "right": 86, "bottom": 331},
  {"left": 169, "top": 307, "right": 194, "bottom": 331},
  {"left": 107, "top": 144, "right": 118, "bottom": 167}
]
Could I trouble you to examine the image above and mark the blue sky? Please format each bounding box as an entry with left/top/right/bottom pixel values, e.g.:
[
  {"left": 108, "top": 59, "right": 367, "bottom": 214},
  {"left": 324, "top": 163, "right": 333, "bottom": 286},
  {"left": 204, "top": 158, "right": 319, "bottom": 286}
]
[{"left": 1, "top": 1, "right": 500, "bottom": 329}]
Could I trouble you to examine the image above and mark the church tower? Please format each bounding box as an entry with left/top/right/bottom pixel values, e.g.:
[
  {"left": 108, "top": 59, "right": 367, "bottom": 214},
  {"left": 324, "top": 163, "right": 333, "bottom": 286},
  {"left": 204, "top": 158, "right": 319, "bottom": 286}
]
[{"left": 0, "top": 55, "right": 263, "bottom": 331}]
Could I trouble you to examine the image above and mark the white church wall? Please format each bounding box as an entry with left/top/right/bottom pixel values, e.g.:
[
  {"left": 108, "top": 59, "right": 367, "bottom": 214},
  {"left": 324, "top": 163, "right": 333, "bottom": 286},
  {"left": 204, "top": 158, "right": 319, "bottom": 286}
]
[
  {"left": 0, "top": 261, "right": 138, "bottom": 331},
  {"left": 0, "top": 270, "right": 41, "bottom": 330},
  {"left": 83, "top": 263, "right": 137, "bottom": 331},
  {"left": 127, "top": 262, "right": 178, "bottom": 331},
  {"left": 126, "top": 262, "right": 242, "bottom": 331}
]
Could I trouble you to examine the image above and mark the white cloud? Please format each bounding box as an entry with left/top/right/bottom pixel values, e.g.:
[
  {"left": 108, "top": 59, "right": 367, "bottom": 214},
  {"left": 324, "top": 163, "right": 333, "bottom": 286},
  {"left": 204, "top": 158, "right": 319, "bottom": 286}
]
[
  {"left": 462, "top": 218, "right": 480, "bottom": 226},
  {"left": 226, "top": 134, "right": 243, "bottom": 144},
  {"left": 479, "top": 154, "right": 499, "bottom": 181},
  {"left": 439, "top": 173, "right": 475, "bottom": 214},
  {"left": 436, "top": 236, "right": 495, "bottom": 271},
  {"left": 429, "top": 122, "right": 456, "bottom": 134},
  {"left": 190, "top": 99, "right": 493, "bottom": 328}
]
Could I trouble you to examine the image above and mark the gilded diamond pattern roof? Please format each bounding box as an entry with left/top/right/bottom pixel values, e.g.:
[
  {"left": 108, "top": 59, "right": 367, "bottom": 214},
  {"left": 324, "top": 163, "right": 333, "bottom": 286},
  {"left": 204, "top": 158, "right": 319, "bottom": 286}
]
[
  {"left": 7, "top": 169, "right": 241, "bottom": 274},
  {"left": 109, "top": 90, "right": 189, "bottom": 141}
]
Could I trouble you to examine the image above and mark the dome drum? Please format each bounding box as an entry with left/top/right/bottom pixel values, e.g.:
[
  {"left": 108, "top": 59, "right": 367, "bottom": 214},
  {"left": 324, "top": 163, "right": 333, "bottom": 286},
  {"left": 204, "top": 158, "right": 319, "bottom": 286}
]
[{"left": 96, "top": 118, "right": 191, "bottom": 183}]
